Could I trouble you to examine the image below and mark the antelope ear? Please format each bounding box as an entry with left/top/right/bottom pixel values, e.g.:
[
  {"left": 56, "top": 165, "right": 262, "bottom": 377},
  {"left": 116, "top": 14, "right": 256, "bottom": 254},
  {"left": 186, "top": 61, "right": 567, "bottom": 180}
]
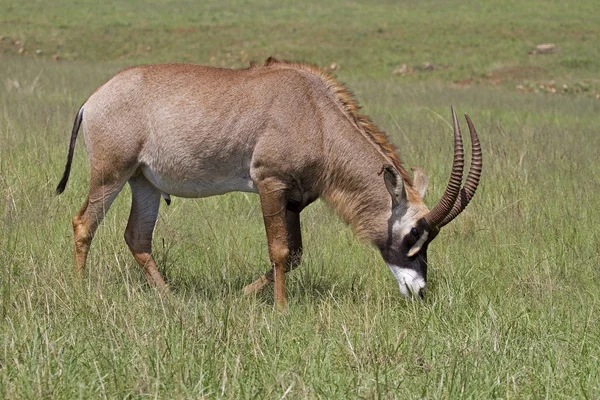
[
  {"left": 412, "top": 167, "right": 428, "bottom": 198},
  {"left": 382, "top": 164, "right": 407, "bottom": 209}
]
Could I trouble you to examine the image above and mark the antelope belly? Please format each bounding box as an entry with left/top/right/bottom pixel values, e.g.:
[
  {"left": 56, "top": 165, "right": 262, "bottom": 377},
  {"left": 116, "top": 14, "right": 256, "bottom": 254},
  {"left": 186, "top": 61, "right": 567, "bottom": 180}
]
[{"left": 140, "top": 165, "right": 257, "bottom": 198}]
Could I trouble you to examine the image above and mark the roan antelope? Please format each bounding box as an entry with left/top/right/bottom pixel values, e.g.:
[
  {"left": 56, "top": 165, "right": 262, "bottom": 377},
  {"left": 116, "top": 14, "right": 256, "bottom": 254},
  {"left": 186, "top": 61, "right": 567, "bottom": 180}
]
[{"left": 57, "top": 58, "right": 482, "bottom": 307}]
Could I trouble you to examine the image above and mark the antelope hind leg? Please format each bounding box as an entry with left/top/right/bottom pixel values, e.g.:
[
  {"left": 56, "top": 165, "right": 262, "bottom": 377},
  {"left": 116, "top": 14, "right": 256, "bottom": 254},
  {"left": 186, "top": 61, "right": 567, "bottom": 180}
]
[
  {"left": 124, "top": 175, "right": 167, "bottom": 290},
  {"left": 72, "top": 183, "right": 124, "bottom": 276}
]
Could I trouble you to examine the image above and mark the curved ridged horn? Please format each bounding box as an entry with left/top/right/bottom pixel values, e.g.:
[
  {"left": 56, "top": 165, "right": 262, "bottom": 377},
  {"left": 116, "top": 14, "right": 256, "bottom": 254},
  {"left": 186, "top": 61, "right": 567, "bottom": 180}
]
[
  {"left": 438, "top": 114, "right": 482, "bottom": 227},
  {"left": 423, "top": 107, "right": 465, "bottom": 228}
]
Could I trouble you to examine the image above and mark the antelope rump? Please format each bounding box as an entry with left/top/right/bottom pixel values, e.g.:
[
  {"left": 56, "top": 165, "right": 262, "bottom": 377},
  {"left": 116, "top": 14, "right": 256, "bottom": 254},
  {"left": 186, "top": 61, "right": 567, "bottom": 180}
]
[{"left": 56, "top": 57, "right": 482, "bottom": 308}]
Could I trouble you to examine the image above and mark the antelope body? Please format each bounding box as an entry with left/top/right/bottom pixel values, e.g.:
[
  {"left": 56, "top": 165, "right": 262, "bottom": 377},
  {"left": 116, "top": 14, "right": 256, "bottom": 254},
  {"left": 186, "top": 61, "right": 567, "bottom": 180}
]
[{"left": 57, "top": 58, "right": 481, "bottom": 307}]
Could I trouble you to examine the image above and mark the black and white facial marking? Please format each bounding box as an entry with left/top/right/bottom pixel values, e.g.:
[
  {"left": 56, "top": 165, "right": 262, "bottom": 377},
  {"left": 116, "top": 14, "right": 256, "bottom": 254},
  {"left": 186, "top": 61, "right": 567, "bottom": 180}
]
[
  {"left": 382, "top": 215, "right": 438, "bottom": 298},
  {"left": 381, "top": 165, "right": 436, "bottom": 299}
]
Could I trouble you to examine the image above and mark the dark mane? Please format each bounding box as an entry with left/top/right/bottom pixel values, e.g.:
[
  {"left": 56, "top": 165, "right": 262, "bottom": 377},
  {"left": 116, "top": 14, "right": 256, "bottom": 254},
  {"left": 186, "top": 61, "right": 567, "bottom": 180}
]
[{"left": 262, "top": 57, "right": 413, "bottom": 185}]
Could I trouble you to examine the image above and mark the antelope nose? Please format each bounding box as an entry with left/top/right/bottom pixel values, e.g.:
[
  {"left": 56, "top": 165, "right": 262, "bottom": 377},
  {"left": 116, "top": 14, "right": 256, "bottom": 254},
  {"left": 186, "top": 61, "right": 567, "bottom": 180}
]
[
  {"left": 406, "top": 276, "right": 426, "bottom": 300},
  {"left": 388, "top": 265, "right": 427, "bottom": 299},
  {"left": 407, "top": 282, "right": 426, "bottom": 300}
]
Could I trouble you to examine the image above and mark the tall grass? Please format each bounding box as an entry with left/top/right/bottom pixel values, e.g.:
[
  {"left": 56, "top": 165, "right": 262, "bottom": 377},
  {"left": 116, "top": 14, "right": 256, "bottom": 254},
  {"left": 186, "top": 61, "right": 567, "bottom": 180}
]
[{"left": 1, "top": 1, "right": 600, "bottom": 398}]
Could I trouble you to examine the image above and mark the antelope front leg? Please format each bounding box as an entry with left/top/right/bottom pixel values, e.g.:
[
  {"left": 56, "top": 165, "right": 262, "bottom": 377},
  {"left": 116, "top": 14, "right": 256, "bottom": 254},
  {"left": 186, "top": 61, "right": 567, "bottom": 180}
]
[
  {"left": 256, "top": 178, "right": 292, "bottom": 310},
  {"left": 243, "top": 210, "right": 302, "bottom": 295}
]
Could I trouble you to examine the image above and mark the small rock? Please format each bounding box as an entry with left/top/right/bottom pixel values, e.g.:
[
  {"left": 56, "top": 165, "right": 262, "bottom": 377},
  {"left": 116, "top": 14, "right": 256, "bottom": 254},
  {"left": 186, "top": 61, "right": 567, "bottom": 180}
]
[
  {"left": 392, "top": 64, "right": 413, "bottom": 75},
  {"left": 329, "top": 62, "right": 338, "bottom": 71},
  {"left": 421, "top": 62, "right": 434, "bottom": 71},
  {"left": 35, "top": 49, "right": 42, "bottom": 55},
  {"left": 528, "top": 43, "right": 557, "bottom": 55},
  {"left": 393, "top": 64, "right": 406, "bottom": 75},
  {"left": 18, "top": 47, "right": 24, "bottom": 54}
]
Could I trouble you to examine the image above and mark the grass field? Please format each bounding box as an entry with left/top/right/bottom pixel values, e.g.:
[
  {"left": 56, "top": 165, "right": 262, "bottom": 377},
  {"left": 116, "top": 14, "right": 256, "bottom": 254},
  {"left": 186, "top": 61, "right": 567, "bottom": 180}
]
[{"left": 1, "top": 0, "right": 600, "bottom": 398}]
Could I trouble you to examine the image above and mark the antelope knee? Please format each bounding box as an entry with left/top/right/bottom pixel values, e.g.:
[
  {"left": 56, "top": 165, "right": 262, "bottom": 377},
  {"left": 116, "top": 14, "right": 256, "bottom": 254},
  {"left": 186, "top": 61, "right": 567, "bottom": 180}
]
[
  {"left": 123, "top": 227, "right": 136, "bottom": 248},
  {"left": 72, "top": 216, "right": 91, "bottom": 246},
  {"left": 269, "top": 243, "right": 290, "bottom": 264},
  {"left": 124, "top": 228, "right": 151, "bottom": 253}
]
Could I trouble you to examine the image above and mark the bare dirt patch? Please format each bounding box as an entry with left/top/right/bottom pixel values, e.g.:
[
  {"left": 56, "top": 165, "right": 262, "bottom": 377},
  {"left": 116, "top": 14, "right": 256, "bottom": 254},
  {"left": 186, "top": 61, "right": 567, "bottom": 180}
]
[
  {"left": 456, "top": 65, "right": 548, "bottom": 88},
  {"left": 485, "top": 65, "right": 547, "bottom": 82}
]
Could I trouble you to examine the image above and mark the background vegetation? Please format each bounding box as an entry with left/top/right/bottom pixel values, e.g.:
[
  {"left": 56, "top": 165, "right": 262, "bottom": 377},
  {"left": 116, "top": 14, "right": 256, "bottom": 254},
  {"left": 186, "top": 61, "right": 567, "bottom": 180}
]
[{"left": 1, "top": 0, "right": 599, "bottom": 398}]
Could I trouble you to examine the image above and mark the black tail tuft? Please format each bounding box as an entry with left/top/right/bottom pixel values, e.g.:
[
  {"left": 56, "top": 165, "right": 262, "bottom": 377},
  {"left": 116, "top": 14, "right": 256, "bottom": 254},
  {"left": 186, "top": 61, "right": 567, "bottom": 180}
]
[{"left": 56, "top": 107, "right": 84, "bottom": 195}]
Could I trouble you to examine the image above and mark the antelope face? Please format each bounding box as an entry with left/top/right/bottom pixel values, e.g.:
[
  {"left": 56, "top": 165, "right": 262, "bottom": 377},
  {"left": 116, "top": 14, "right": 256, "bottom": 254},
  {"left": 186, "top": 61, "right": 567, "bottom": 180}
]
[
  {"left": 384, "top": 212, "right": 439, "bottom": 299},
  {"left": 380, "top": 167, "right": 436, "bottom": 298},
  {"left": 380, "top": 108, "right": 482, "bottom": 299}
]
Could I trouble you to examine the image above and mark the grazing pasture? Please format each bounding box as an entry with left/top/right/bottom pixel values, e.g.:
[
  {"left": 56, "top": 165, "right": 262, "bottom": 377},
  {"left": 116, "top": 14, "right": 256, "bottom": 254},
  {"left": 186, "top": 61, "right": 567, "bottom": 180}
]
[{"left": 1, "top": 0, "right": 599, "bottom": 398}]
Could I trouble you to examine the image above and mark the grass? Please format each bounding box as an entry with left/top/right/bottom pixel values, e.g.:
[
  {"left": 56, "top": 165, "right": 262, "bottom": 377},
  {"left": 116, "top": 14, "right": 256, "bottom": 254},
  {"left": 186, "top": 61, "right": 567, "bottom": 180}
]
[{"left": 1, "top": 0, "right": 600, "bottom": 398}]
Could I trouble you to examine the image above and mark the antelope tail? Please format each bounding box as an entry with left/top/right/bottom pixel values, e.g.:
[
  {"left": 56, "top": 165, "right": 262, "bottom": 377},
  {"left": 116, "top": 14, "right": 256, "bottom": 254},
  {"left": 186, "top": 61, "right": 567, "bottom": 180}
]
[{"left": 56, "top": 106, "right": 84, "bottom": 195}]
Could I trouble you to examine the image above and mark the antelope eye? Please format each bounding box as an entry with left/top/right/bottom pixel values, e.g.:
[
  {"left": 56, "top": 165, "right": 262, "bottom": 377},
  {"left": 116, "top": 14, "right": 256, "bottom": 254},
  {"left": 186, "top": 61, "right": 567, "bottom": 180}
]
[{"left": 410, "top": 227, "right": 419, "bottom": 237}]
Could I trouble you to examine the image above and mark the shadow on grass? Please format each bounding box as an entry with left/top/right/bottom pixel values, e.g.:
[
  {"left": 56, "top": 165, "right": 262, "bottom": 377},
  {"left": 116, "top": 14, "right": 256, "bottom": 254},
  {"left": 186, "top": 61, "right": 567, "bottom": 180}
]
[{"left": 159, "top": 260, "right": 440, "bottom": 307}]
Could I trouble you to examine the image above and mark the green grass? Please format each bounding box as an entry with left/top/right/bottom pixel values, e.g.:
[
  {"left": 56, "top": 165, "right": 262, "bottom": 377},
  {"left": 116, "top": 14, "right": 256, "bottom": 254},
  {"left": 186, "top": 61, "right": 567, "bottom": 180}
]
[
  {"left": 1, "top": 1, "right": 600, "bottom": 398},
  {"left": 2, "top": 0, "right": 600, "bottom": 87}
]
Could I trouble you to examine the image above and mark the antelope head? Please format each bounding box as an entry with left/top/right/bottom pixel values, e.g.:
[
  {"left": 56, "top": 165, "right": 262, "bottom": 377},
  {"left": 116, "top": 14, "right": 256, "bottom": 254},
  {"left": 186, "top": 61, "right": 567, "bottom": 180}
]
[{"left": 380, "top": 107, "right": 482, "bottom": 299}]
